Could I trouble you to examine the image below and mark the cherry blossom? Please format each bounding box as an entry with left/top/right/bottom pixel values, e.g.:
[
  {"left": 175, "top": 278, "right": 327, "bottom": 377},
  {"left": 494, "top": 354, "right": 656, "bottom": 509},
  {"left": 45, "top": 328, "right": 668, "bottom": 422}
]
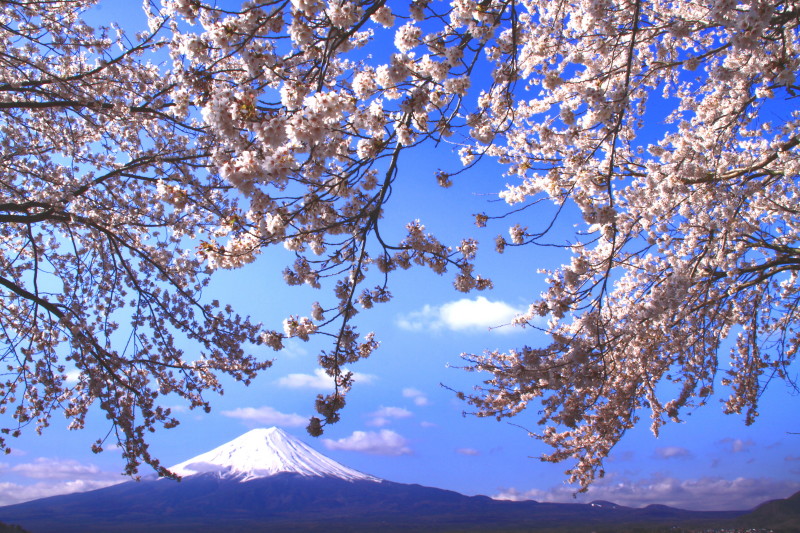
[
  {"left": 452, "top": 0, "right": 800, "bottom": 490},
  {"left": 155, "top": 0, "right": 493, "bottom": 439},
  {"left": 0, "top": 0, "right": 274, "bottom": 477},
  {"left": 5, "top": 0, "right": 799, "bottom": 492}
]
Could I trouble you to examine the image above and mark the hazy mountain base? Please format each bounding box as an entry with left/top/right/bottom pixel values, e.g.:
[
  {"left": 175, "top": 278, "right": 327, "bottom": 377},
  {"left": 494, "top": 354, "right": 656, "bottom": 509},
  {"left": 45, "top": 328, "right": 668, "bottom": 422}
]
[
  {"left": 0, "top": 473, "right": 756, "bottom": 533},
  {"left": 736, "top": 490, "right": 800, "bottom": 532},
  {"left": 1, "top": 429, "right": 795, "bottom": 533}
]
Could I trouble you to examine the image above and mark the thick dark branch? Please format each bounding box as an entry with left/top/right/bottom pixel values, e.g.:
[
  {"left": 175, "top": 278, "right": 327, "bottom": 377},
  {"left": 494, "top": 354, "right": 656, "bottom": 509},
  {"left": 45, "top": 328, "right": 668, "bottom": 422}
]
[
  {"left": 0, "top": 99, "right": 171, "bottom": 114},
  {"left": 0, "top": 273, "right": 65, "bottom": 318}
]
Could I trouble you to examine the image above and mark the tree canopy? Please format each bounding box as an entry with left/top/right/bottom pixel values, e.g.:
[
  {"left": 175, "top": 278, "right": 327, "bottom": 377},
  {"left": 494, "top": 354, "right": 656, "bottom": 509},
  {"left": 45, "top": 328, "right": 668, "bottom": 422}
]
[{"left": 1, "top": 0, "right": 798, "bottom": 488}]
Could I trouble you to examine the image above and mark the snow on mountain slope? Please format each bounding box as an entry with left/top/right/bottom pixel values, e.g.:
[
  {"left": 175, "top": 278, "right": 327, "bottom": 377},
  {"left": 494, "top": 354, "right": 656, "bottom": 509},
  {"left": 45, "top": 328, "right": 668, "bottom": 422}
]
[{"left": 168, "top": 427, "right": 380, "bottom": 482}]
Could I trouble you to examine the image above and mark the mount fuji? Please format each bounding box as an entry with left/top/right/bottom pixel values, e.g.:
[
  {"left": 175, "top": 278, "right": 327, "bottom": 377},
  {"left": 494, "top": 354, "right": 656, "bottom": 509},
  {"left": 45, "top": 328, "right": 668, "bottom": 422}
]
[
  {"left": 167, "top": 427, "right": 379, "bottom": 482},
  {"left": 0, "top": 428, "right": 754, "bottom": 532}
]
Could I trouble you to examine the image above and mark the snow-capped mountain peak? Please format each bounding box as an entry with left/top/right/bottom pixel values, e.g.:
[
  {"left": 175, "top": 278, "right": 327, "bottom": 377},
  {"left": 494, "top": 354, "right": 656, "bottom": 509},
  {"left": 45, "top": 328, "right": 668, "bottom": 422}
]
[{"left": 168, "top": 427, "right": 380, "bottom": 482}]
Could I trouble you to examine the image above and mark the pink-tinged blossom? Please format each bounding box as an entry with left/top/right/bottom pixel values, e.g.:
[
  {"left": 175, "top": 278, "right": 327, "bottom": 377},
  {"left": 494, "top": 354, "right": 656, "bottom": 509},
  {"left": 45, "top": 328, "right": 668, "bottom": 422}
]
[
  {"left": 394, "top": 23, "right": 422, "bottom": 53},
  {"left": 370, "top": 5, "right": 395, "bottom": 27}
]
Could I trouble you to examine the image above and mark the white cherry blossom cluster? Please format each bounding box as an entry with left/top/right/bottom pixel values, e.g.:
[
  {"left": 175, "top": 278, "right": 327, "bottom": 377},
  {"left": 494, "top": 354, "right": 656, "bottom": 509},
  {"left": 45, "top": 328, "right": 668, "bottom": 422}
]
[{"left": 0, "top": 0, "right": 281, "bottom": 478}]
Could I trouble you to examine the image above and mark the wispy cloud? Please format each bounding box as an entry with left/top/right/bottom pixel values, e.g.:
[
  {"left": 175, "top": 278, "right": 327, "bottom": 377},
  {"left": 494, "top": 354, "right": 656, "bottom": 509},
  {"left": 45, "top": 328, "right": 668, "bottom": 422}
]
[
  {"left": 607, "top": 450, "right": 636, "bottom": 463},
  {"left": 0, "top": 479, "right": 124, "bottom": 507},
  {"left": 323, "top": 430, "right": 412, "bottom": 456},
  {"left": 0, "top": 458, "right": 123, "bottom": 506},
  {"left": 279, "top": 339, "right": 309, "bottom": 358},
  {"left": 654, "top": 446, "right": 693, "bottom": 459},
  {"left": 402, "top": 388, "right": 430, "bottom": 406},
  {"left": 221, "top": 406, "right": 306, "bottom": 427},
  {"left": 494, "top": 475, "right": 800, "bottom": 511},
  {"left": 717, "top": 438, "right": 755, "bottom": 454},
  {"left": 277, "top": 368, "right": 376, "bottom": 390},
  {"left": 396, "top": 297, "right": 524, "bottom": 334},
  {"left": 456, "top": 448, "right": 480, "bottom": 456},
  {"left": 367, "top": 406, "right": 412, "bottom": 427},
  {"left": 12, "top": 458, "right": 107, "bottom": 480}
]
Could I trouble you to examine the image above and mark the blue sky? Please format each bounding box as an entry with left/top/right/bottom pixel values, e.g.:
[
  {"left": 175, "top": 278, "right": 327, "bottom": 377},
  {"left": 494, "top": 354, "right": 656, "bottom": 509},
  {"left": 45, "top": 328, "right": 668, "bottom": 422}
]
[
  {"left": 1, "top": 0, "right": 799, "bottom": 515},
  {"left": 2, "top": 130, "right": 798, "bottom": 512}
]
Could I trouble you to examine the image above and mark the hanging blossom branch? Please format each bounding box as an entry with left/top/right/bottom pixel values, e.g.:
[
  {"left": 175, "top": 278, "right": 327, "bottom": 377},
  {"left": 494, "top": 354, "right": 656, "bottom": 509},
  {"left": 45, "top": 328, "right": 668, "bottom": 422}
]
[
  {"left": 155, "top": 0, "right": 501, "bottom": 438},
  {"left": 1, "top": 0, "right": 500, "bottom": 474},
  {"left": 453, "top": 0, "right": 800, "bottom": 490},
  {"left": 0, "top": 0, "right": 274, "bottom": 477}
]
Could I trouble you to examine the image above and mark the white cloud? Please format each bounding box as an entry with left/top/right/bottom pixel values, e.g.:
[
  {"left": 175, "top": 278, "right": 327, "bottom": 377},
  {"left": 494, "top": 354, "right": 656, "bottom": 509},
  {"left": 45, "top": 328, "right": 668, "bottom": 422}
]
[
  {"left": 276, "top": 369, "right": 332, "bottom": 389},
  {"left": 367, "top": 406, "right": 412, "bottom": 427},
  {"left": 221, "top": 406, "right": 306, "bottom": 427},
  {"left": 402, "top": 388, "right": 430, "bottom": 406},
  {"left": 396, "top": 297, "right": 524, "bottom": 334},
  {"left": 494, "top": 475, "right": 800, "bottom": 511},
  {"left": 277, "top": 368, "right": 376, "bottom": 389},
  {"left": 323, "top": 430, "right": 412, "bottom": 456}
]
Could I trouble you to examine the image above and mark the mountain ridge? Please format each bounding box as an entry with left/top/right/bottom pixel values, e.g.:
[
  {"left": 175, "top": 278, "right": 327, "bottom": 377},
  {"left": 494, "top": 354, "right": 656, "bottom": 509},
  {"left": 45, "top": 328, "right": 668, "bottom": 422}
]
[
  {"left": 0, "top": 427, "right": 786, "bottom": 532},
  {"left": 0, "top": 472, "right": 751, "bottom": 533}
]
